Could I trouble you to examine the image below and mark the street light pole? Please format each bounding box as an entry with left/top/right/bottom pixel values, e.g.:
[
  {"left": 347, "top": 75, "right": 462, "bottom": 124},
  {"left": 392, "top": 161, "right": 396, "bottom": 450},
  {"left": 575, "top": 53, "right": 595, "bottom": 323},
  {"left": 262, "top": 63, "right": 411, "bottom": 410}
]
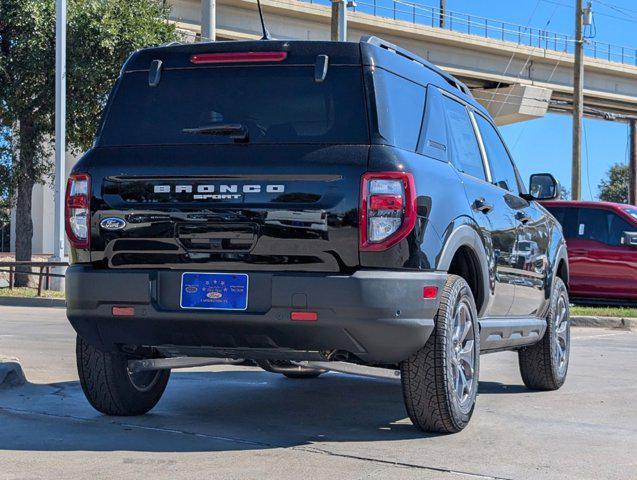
[{"left": 53, "top": 0, "right": 66, "bottom": 262}]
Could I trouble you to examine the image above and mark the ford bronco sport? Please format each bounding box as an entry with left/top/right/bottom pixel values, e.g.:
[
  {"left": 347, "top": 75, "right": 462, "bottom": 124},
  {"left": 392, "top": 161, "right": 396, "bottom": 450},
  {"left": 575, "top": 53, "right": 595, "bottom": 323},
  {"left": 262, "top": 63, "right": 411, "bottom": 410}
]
[{"left": 66, "top": 37, "right": 570, "bottom": 433}]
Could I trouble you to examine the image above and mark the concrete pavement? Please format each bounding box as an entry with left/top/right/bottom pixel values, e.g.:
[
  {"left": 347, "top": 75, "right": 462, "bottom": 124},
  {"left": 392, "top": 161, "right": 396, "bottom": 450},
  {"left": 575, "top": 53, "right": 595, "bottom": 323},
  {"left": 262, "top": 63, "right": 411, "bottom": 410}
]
[{"left": 0, "top": 305, "right": 635, "bottom": 480}]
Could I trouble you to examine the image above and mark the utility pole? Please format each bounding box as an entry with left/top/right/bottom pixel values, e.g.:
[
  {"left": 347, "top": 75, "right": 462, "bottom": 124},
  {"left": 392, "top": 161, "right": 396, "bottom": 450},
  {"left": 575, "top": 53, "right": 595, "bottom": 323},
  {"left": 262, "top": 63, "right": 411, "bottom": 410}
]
[
  {"left": 331, "top": 0, "right": 347, "bottom": 41},
  {"left": 53, "top": 0, "right": 66, "bottom": 262},
  {"left": 440, "top": 0, "right": 446, "bottom": 28},
  {"left": 201, "top": 0, "right": 216, "bottom": 42},
  {"left": 571, "top": 0, "right": 584, "bottom": 201},
  {"left": 630, "top": 120, "right": 637, "bottom": 205}
]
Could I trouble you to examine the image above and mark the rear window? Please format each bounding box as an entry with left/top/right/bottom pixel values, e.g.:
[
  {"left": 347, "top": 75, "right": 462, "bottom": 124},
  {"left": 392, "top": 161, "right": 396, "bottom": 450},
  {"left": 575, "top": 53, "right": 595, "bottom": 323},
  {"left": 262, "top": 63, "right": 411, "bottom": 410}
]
[{"left": 98, "top": 65, "right": 368, "bottom": 146}]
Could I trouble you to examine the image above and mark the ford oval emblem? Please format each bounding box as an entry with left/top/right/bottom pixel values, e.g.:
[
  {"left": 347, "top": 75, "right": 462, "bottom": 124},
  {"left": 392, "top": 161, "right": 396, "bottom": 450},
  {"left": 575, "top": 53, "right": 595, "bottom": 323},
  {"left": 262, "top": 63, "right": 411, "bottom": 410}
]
[{"left": 100, "top": 217, "right": 126, "bottom": 231}]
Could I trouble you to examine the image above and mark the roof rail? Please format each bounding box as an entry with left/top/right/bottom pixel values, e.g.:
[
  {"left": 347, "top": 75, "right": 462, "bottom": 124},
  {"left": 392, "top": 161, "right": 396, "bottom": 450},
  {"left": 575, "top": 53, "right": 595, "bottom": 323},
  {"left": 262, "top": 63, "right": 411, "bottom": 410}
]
[{"left": 360, "top": 36, "right": 471, "bottom": 96}]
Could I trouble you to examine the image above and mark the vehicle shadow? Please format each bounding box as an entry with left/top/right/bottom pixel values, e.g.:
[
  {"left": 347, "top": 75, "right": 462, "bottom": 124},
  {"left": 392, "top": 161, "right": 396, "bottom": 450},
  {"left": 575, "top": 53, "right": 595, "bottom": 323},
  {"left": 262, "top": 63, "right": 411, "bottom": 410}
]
[
  {"left": 0, "top": 369, "right": 527, "bottom": 453},
  {"left": 478, "top": 381, "right": 529, "bottom": 394}
]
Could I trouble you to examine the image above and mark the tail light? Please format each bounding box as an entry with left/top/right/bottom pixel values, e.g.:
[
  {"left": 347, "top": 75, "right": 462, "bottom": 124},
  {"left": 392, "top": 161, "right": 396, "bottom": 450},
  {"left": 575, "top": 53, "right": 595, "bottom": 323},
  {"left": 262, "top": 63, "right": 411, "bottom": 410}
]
[
  {"left": 359, "top": 172, "right": 416, "bottom": 252},
  {"left": 65, "top": 173, "right": 91, "bottom": 249}
]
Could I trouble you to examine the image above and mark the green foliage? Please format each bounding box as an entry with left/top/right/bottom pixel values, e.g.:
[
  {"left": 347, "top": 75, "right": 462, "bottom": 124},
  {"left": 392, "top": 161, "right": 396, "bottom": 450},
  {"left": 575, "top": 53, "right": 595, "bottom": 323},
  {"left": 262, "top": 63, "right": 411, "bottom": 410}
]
[
  {"left": 66, "top": 0, "right": 178, "bottom": 150},
  {"left": 0, "top": 0, "right": 177, "bottom": 264},
  {"left": 598, "top": 163, "right": 629, "bottom": 204},
  {"left": 0, "top": 0, "right": 178, "bottom": 182}
]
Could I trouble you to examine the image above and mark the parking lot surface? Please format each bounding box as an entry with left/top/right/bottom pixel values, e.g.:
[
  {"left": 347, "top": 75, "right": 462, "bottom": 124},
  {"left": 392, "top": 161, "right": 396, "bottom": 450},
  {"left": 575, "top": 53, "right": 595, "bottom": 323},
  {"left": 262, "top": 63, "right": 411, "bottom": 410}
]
[{"left": 0, "top": 305, "right": 635, "bottom": 480}]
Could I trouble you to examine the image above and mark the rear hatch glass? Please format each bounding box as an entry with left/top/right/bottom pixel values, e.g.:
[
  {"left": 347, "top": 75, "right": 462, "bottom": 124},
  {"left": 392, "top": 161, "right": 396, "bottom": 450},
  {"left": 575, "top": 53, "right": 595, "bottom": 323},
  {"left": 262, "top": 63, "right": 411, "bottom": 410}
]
[{"left": 98, "top": 66, "right": 369, "bottom": 147}]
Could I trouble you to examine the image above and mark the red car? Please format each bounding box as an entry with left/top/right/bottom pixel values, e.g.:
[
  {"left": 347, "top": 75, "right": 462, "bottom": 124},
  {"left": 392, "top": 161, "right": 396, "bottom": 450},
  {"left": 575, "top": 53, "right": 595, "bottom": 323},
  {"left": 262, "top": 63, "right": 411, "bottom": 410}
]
[{"left": 542, "top": 200, "right": 637, "bottom": 305}]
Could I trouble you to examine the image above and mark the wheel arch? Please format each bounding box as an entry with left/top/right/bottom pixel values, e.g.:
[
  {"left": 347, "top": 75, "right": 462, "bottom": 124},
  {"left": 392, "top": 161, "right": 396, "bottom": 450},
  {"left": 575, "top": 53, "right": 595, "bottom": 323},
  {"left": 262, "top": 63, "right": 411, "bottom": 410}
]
[
  {"left": 553, "top": 243, "right": 569, "bottom": 290},
  {"left": 437, "top": 223, "right": 491, "bottom": 317}
]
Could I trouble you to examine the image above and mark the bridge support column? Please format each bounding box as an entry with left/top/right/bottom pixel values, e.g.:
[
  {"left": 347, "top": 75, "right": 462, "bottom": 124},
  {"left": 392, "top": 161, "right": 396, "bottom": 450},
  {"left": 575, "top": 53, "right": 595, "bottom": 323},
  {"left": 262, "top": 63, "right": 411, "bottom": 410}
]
[
  {"left": 472, "top": 84, "right": 552, "bottom": 126},
  {"left": 331, "top": 0, "right": 347, "bottom": 41}
]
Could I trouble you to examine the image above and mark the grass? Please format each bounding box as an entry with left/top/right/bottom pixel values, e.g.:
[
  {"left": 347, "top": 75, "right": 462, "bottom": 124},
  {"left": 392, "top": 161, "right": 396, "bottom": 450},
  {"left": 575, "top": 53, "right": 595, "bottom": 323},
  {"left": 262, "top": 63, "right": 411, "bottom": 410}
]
[
  {"left": 571, "top": 305, "right": 637, "bottom": 318},
  {"left": 0, "top": 287, "right": 634, "bottom": 316},
  {"left": 0, "top": 287, "right": 65, "bottom": 299}
]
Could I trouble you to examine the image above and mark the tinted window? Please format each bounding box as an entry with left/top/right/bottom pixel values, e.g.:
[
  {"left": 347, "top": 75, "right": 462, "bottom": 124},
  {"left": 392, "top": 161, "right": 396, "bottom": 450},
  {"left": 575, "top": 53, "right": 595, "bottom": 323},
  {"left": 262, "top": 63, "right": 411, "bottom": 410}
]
[
  {"left": 624, "top": 207, "right": 637, "bottom": 221},
  {"left": 608, "top": 213, "right": 635, "bottom": 245},
  {"left": 374, "top": 69, "right": 426, "bottom": 151},
  {"left": 546, "top": 206, "right": 578, "bottom": 239},
  {"left": 578, "top": 208, "right": 635, "bottom": 246},
  {"left": 474, "top": 114, "right": 519, "bottom": 193},
  {"left": 100, "top": 66, "right": 368, "bottom": 146},
  {"left": 441, "top": 96, "right": 485, "bottom": 180}
]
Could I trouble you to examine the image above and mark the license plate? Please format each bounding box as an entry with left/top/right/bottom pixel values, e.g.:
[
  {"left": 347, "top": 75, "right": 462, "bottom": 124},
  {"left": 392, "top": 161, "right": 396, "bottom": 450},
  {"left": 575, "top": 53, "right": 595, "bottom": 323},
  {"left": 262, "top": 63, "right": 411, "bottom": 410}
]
[{"left": 180, "top": 272, "right": 248, "bottom": 310}]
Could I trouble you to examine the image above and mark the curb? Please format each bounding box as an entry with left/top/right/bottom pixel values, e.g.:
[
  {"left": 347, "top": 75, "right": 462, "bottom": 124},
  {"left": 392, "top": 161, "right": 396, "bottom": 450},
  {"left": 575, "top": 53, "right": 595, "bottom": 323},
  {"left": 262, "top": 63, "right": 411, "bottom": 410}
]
[
  {"left": 571, "top": 315, "right": 635, "bottom": 330},
  {"left": 0, "top": 358, "right": 26, "bottom": 388},
  {"left": 0, "top": 296, "right": 66, "bottom": 308}
]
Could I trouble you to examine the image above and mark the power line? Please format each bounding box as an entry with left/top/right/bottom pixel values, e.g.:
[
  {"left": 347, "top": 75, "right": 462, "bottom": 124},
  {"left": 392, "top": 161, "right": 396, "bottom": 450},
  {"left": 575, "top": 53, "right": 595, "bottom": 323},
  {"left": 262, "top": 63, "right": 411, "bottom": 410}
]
[
  {"left": 493, "top": 2, "right": 561, "bottom": 118},
  {"left": 541, "top": 0, "right": 637, "bottom": 23},
  {"left": 595, "top": 0, "right": 637, "bottom": 20}
]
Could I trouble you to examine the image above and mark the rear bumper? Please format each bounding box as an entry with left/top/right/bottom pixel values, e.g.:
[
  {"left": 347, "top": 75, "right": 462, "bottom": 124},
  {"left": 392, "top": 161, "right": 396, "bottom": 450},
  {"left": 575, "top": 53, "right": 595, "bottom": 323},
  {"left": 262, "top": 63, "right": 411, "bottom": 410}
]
[{"left": 66, "top": 266, "right": 445, "bottom": 364}]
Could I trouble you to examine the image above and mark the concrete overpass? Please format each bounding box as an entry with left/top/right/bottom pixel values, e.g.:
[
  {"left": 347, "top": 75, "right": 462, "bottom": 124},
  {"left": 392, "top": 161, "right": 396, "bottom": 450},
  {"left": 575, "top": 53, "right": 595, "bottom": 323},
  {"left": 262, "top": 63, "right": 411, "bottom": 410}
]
[
  {"left": 12, "top": 0, "right": 637, "bottom": 254},
  {"left": 169, "top": 0, "right": 637, "bottom": 124}
]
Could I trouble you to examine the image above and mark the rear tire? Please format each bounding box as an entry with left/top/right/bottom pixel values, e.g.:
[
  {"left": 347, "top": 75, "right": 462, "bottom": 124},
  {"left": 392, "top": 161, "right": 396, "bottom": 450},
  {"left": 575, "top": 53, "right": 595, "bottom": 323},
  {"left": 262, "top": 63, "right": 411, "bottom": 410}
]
[
  {"left": 401, "top": 275, "right": 480, "bottom": 433},
  {"left": 76, "top": 335, "right": 170, "bottom": 416},
  {"left": 518, "top": 277, "right": 570, "bottom": 390}
]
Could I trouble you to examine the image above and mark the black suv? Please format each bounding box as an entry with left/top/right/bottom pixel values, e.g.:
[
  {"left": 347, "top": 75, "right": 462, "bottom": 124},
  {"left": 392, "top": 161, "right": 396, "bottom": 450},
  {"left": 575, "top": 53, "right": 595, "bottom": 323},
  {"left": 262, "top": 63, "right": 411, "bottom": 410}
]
[{"left": 66, "top": 37, "right": 570, "bottom": 433}]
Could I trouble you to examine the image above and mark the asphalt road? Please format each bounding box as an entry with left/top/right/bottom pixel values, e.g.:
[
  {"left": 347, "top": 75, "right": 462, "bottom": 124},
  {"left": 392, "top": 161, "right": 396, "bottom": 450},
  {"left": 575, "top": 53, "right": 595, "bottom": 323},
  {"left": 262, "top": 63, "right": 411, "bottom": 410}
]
[{"left": 0, "top": 305, "right": 635, "bottom": 480}]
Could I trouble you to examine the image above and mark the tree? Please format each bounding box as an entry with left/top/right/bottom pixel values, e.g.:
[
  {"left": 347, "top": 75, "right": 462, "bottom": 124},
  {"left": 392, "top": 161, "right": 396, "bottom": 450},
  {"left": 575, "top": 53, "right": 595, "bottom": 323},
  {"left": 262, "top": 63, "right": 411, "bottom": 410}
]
[
  {"left": 0, "top": 0, "right": 177, "bottom": 285},
  {"left": 598, "top": 163, "right": 629, "bottom": 204}
]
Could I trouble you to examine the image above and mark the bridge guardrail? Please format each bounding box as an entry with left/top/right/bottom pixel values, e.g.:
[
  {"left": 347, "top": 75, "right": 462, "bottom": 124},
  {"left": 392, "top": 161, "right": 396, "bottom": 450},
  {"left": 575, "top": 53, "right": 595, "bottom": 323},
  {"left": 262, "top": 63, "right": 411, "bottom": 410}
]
[{"left": 301, "top": 0, "right": 637, "bottom": 66}]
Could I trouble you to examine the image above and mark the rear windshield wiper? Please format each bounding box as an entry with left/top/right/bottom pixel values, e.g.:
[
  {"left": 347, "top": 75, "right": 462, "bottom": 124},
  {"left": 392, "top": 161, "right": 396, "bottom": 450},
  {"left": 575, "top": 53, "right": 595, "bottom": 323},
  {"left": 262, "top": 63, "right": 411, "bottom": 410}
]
[{"left": 182, "top": 123, "right": 249, "bottom": 142}]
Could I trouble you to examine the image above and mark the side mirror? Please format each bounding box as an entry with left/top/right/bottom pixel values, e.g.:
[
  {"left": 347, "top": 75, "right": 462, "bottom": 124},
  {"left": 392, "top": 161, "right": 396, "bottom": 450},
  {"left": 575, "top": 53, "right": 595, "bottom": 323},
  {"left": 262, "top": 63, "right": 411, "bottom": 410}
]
[
  {"left": 528, "top": 173, "right": 560, "bottom": 200},
  {"left": 621, "top": 231, "right": 637, "bottom": 247}
]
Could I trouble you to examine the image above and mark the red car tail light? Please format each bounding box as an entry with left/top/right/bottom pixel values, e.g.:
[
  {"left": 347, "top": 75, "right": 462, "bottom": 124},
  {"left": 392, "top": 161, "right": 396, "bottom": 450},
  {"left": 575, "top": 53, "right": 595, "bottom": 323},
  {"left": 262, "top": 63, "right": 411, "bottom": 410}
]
[
  {"left": 190, "top": 52, "right": 288, "bottom": 64},
  {"left": 65, "top": 173, "right": 91, "bottom": 249},
  {"left": 359, "top": 172, "right": 417, "bottom": 252}
]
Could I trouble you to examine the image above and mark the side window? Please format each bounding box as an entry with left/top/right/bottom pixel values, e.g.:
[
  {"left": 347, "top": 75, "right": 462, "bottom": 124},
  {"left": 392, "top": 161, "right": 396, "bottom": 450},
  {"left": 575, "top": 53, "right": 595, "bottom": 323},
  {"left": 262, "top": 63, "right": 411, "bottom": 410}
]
[
  {"left": 608, "top": 212, "right": 635, "bottom": 246},
  {"left": 441, "top": 96, "right": 486, "bottom": 181},
  {"left": 546, "top": 206, "right": 578, "bottom": 239},
  {"left": 578, "top": 208, "right": 634, "bottom": 245},
  {"left": 474, "top": 114, "right": 520, "bottom": 194},
  {"left": 374, "top": 69, "right": 426, "bottom": 151},
  {"left": 578, "top": 208, "right": 610, "bottom": 244}
]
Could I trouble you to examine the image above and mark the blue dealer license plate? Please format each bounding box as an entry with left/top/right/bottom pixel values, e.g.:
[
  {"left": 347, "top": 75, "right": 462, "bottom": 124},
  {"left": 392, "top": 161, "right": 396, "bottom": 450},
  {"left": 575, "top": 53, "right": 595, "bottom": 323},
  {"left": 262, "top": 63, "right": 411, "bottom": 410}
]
[{"left": 180, "top": 273, "right": 248, "bottom": 310}]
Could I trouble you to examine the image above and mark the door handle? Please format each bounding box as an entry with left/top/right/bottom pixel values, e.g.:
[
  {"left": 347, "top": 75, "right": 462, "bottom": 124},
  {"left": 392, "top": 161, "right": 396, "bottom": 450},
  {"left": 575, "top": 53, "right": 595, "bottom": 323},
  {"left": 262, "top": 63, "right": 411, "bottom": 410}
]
[
  {"left": 473, "top": 198, "right": 493, "bottom": 214},
  {"left": 515, "top": 212, "right": 532, "bottom": 225}
]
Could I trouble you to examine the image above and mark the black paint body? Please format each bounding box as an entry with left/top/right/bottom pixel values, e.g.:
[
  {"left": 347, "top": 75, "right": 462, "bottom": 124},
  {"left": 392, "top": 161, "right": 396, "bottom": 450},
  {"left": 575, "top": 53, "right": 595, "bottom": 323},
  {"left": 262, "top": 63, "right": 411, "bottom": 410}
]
[{"left": 66, "top": 39, "right": 568, "bottom": 364}]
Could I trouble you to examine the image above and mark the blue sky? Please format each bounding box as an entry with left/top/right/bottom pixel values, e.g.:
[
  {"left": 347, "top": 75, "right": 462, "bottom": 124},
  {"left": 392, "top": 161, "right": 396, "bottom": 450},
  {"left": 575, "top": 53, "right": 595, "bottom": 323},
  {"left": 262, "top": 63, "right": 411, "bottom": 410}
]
[{"left": 421, "top": 0, "right": 637, "bottom": 199}]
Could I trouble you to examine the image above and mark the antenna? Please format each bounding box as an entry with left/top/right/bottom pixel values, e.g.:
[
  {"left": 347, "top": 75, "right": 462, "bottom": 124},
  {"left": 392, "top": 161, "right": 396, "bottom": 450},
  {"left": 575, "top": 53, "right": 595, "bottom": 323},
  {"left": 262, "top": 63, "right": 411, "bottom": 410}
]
[{"left": 256, "top": 0, "right": 271, "bottom": 40}]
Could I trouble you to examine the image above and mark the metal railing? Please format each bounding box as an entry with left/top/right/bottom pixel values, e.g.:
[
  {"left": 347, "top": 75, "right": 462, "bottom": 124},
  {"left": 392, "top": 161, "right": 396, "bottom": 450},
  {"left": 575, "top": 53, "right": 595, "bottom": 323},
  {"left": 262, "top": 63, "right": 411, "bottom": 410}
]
[
  {"left": 302, "top": 0, "right": 637, "bottom": 66},
  {"left": 0, "top": 261, "right": 68, "bottom": 297}
]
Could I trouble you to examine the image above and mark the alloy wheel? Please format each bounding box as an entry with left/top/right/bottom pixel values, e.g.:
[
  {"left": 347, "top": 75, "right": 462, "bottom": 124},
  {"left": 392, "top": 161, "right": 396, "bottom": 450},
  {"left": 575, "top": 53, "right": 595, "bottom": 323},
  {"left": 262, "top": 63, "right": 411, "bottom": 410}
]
[
  {"left": 449, "top": 298, "right": 476, "bottom": 408},
  {"left": 553, "top": 294, "right": 570, "bottom": 376}
]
